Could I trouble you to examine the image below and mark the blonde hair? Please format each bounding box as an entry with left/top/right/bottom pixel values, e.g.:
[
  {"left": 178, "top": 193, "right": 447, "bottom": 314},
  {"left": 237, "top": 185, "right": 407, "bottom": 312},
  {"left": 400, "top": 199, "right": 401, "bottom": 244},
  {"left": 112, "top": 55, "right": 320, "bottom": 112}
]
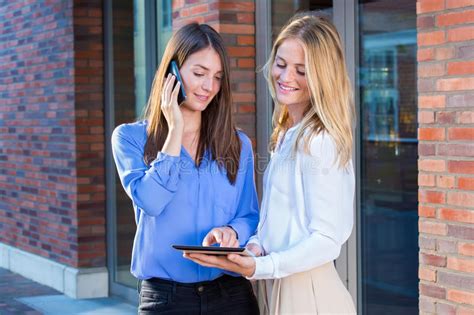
[{"left": 265, "top": 13, "right": 354, "bottom": 167}]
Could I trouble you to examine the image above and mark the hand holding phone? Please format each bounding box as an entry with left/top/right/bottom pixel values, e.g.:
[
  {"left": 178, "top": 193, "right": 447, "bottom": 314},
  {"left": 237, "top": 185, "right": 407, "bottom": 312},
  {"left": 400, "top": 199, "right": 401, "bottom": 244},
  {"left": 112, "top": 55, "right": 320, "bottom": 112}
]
[{"left": 167, "top": 61, "right": 187, "bottom": 105}]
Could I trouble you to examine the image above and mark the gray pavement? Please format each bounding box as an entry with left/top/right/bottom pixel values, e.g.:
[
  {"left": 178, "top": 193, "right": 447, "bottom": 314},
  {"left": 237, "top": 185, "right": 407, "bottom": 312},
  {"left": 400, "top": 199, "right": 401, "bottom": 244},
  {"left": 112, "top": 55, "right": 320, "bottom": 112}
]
[{"left": 0, "top": 268, "right": 136, "bottom": 315}]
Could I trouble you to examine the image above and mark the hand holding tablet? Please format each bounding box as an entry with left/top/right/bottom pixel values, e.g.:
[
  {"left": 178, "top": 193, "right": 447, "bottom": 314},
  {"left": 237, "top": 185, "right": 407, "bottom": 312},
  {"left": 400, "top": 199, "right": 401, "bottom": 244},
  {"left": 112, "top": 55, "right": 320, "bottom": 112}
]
[{"left": 172, "top": 245, "right": 255, "bottom": 257}]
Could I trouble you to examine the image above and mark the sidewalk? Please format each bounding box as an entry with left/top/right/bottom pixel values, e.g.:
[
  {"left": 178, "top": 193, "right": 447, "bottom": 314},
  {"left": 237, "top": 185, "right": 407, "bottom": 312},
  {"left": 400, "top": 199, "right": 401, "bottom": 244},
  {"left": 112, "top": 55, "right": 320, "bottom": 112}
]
[{"left": 0, "top": 268, "right": 136, "bottom": 315}]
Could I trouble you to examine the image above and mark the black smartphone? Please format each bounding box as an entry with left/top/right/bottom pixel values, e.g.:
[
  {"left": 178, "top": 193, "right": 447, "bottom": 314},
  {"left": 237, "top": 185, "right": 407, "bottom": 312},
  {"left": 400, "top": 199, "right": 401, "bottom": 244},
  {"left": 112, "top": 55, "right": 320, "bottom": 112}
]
[{"left": 167, "top": 60, "right": 187, "bottom": 105}]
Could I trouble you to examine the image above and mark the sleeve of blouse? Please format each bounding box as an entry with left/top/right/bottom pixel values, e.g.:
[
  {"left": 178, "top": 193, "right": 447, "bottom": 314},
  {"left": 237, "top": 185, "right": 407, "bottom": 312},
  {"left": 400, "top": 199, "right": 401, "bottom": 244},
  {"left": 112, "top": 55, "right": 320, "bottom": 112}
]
[
  {"left": 111, "top": 124, "right": 181, "bottom": 217},
  {"left": 249, "top": 134, "right": 355, "bottom": 280},
  {"left": 246, "top": 234, "right": 261, "bottom": 247}
]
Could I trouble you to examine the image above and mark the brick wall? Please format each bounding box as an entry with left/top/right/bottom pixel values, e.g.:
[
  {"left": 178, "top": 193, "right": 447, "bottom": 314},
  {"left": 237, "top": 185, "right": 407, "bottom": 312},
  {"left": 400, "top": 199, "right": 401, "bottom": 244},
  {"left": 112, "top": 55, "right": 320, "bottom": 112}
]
[
  {"left": 172, "top": 0, "right": 256, "bottom": 141},
  {"left": 0, "top": 0, "right": 77, "bottom": 266},
  {"left": 73, "top": 0, "right": 106, "bottom": 268},
  {"left": 0, "top": 0, "right": 106, "bottom": 269},
  {"left": 417, "top": 0, "right": 474, "bottom": 313}
]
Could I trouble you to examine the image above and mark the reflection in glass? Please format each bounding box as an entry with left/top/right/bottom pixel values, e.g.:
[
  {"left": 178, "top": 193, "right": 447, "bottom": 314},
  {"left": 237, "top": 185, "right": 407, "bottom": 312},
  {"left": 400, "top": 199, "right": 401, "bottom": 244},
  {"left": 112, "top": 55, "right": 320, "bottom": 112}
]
[
  {"left": 112, "top": 0, "right": 136, "bottom": 288},
  {"left": 271, "top": 0, "right": 333, "bottom": 41},
  {"left": 157, "top": 0, "right": 172, "bottom": 61},
  {"left": 111, "top": 0, "right": 172, "bottom": 288},
  {"left": 359, "top": 1, "right": 418, "bottom": 314},
  {"left": 134, "top": 0, "right": 146, "bottom": 121}
]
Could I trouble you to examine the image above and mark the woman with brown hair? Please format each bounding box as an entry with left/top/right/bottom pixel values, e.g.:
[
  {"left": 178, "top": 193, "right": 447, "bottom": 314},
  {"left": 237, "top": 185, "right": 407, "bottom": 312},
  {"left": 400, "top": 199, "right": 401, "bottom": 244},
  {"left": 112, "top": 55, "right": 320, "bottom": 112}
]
[
  {"left": 112, "top": 23, "right": 259, "bottom": 314},
  {"left": 186, "top": 13, "right": 357, "bottom": 314}
]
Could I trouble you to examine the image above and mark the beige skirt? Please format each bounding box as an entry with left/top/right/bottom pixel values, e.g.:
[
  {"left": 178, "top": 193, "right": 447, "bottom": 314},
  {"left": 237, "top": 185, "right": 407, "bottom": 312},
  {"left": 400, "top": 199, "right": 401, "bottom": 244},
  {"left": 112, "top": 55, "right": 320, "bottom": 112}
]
[{"left": 256, "top": 262, "right": 356, "bottom": 315}]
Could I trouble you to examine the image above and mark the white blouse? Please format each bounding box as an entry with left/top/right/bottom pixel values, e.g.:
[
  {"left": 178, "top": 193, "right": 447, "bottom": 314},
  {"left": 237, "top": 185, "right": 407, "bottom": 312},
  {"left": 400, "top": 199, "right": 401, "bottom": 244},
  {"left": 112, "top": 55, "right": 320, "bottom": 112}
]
[{"left": 248, "top": 124, "right": 355, "bottom": 279}]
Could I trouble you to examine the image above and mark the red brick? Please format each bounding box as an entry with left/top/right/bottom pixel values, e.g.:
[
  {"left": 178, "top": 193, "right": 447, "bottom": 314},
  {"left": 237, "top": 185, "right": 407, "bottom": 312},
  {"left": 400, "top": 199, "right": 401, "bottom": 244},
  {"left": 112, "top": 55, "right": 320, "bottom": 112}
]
[
  {"left": 438, "top": 270, "right": 474, "bottom": 288},
  {"left": 448, "top": 128, "right": 474, "bottom": 141},
  {"left": 219, "top": 24, "right": 254, "bottom": 34},
  {"left": 190, "top": 4, "right": 209, "bottom": 15},
  {"left": 459, "top": 178, "right": 474, "bottom": 191},
  {"left": 419, "top": 159, "right": 446, "bottom": 172},
  {"left": 438, "top": 208, "right": 474, "bottom": 223},
  {"left": 458, "top": 44, "right": 474, "bottom": 59},
  {"left": 421, "top": 190, "right": 447, "bottom": 204},
  {"left": 459, "top": 112, "right": 474, "bottom": 124},
  {"left": 419, "top": 143, "right": 436, "bottom": 156},
  {"left": 437, "top": 10, "right": 474, "bottom": 26},
  {"left": 448, "top": 224, "right": 474, "bottom": 240},
  {"left": 418, "top": 15, "right": 435, "bottom": 29},
  {"left": 419, "top": 78, "right": 437, "bottom": 92},
  {"left": 418, "top": 30, "right": 446, "bottom": 46},
  {"left": 419, "top": 95, "right": 445, "bottom": 108},
  {"left": 237, "top": 58, "right": 255, "bottom": 68},
  {"left": 238, "top": 104, "right": 256, "bottom": 113},
  {"left": 437, "top": 176, "right": 456, "bottom": 188},
  {"left": 418, "top": 111, "right": 435, "bottom": 124},
  {"left": 420, "top": 236, "right": 437, "bottom": 250},
  {"left": 435, "top": 47, "right": 456, "bottom": 60},
  {"left": 436, "top": 111, "right": 456, "bottom": 124},
  {"left": 447, "top": 0, "right": 474, "bottom": 9},
  {"left": 419, "top": 205, "right": 436, "bottom": 217},
  {"left": 419, "top": 174, "right": 436, "bottom": 186},
  {"left": 237, "top": 82, "right": 254, "bottom": 92},
  {"left": 420, "top": 252, "right": 447, "bottom": 267},
  {"left": 447, "top": 93, "right": 474, "bottom": 108},
  {"left": 228, "top": 47, "right": 255, "bottom": 57},
  {"left": 448, "top": 60, "right": 474, "bottom": 75},
  {"left": 458, "top": 306, "right": 474, "bottom": 315},
  {"left": 458, "top": 243, "right": 474, "bottom": 260},
  {"left": 419, "top": 127, "right": 445, "bottom": 140},
  {"left": 419, "top": 266, "right": 437, "bottom": 281},
  {"left": 420, "top": 297, "right": 436, "bottom": 313},
  {"left": 419, "top": 63, "right": 445, "bottom": 77},
  {"left": 448, "top": 26, "right": 474, "bottom": 42},
  {"left": 447, "top": 289, "right": 474, "bottom": 306},
  {"left": 418, "top": 48, "right": 434, "bottom": 61},
  {"left": 237, "top": 35, "right": 255, "bottom": 46},
  {"left": 438, "top": 144, "right": 474, "bottom": 158},
  {"left": 417, "top": 0, "right": 445, "bottom": 14},
  {"left": 419, "top": 220, "right": 448, "bottom": 235},
  {"left": 447, "top": 192, "right": 474, "bottom": 208},
  {"left": 437, "top": 78, "right": 474, "bottom": 91},
  {"left": 459, "top": 242, "right": 474, "bottom": 256},
  {"left": 212, "top": 2, "right": 255, "bottom": 12},
  {"left": 448, "top": 161, "right": 474, "bottom": 174},
  {"left": 419, "top": 283, "right": 446, "bottom": 299},
  {"left": 438, "top": 239, "right": 458, "bottom": 254},
  {"left": 436, "top": 303, "right": 457, "bottom": 314},
  {"left": 236, "top": 13, "right": 254, "bottom": 24},
  {"left": 233, "top": 93, "right": 255, "bottom": 103}
]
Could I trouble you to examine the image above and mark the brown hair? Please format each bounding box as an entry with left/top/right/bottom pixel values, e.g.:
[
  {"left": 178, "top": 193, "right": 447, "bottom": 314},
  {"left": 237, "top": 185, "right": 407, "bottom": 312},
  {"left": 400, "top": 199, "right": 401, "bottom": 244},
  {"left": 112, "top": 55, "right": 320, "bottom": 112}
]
[{"left": 142, "top": 23, "right": 241, "bottom": 184}]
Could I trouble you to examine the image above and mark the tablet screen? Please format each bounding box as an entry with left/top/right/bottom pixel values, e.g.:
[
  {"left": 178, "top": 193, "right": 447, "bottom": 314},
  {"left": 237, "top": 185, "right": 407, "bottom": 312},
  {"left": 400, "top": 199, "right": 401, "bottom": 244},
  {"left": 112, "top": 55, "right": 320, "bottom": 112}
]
[{"left": 172, "top": 245, "right": 254, "bottom": 256}]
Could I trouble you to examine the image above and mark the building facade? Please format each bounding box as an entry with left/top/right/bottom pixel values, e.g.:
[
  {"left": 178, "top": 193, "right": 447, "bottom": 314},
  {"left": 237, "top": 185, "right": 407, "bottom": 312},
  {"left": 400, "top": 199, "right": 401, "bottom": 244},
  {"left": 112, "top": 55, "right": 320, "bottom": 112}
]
[{"left": 0, "top": 0, "right": 472, "bottom": 313}]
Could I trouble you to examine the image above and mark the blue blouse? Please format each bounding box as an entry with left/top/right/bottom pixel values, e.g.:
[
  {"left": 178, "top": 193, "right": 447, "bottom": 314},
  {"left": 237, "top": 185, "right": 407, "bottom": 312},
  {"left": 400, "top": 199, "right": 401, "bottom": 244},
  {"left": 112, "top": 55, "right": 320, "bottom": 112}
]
[{"left": 111, "top": 120, "right": 259, "bottom": 282}]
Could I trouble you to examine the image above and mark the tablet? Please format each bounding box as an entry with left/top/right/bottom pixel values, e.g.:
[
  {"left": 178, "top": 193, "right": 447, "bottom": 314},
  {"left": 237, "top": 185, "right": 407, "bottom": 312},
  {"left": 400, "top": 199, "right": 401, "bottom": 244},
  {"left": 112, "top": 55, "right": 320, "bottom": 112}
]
[{"left": 172, "top": 245, "right": 254, "bottom": 257}]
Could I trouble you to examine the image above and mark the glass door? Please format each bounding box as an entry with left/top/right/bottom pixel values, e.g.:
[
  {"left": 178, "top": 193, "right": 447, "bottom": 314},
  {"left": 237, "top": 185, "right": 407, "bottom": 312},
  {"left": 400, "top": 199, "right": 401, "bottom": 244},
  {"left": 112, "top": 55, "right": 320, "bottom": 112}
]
[
  {"left": 105, "top": 0, "right": 172, "bottom": 303},
  {"left": 257, "top": 1, "right": 418, "bottom": 313},
  {"left": 358, "top": 1, "right": 418, "bottom": 314}
]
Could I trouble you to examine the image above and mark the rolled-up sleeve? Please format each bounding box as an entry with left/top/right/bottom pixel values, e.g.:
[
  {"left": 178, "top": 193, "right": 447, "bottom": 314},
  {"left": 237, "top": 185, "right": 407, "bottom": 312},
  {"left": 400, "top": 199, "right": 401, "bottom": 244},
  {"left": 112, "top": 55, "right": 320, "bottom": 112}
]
[{"left": 111, "top": 124, "right": 180, "bottom": 217}]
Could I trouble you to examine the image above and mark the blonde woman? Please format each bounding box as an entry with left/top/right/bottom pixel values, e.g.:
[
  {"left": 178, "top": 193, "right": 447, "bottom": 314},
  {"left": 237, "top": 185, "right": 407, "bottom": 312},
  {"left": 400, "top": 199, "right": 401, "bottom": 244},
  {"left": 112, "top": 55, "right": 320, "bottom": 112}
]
[{"left": 186, "top": 13, "right": 356, "bottom": 314}]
